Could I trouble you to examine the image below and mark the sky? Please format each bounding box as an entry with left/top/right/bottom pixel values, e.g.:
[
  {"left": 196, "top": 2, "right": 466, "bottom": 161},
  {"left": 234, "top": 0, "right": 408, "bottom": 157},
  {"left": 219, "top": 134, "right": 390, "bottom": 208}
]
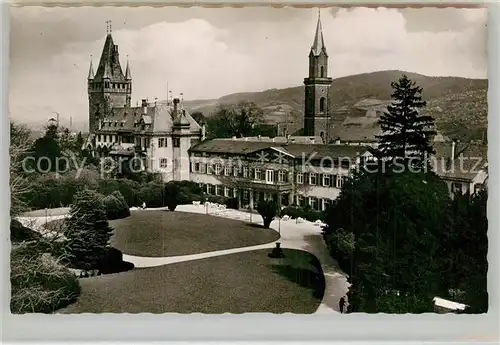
[{"left": 9, "top": 6, "right": 487, "bottom": 129}]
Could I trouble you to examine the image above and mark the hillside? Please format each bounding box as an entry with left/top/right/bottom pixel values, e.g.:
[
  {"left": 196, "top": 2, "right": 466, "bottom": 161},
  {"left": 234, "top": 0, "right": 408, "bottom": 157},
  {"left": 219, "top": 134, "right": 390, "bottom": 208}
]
[{"left": 182, "top": 70, "right": 487, "bottom": 142}]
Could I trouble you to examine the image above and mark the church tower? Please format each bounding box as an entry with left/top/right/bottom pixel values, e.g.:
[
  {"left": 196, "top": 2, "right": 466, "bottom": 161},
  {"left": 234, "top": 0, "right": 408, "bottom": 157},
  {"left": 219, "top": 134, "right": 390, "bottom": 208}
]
[
  {"left": 88, "top": 22, "right": 132, "bottom": 133},
  {"left": 303, "top": 11, "right": 333, "bottom": 140}
]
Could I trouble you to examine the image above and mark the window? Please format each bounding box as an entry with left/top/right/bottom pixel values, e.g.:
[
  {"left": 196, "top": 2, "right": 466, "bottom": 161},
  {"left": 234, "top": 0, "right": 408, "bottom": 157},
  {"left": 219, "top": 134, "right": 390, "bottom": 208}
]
[
  {"left": 106, "top": 135, "right": 110, "bottom": 143},
  {"left": 224, "top": 187, "right": 230, "bottom": 197},
  {"left": 158, "top": 138, "right": 167, "bottom": 148},
  {"left": 215, "top": 185, "right": 222, "bottom": 196},
  {"left": 208, "top": 184, "right": 214, "bottom": 195},
  {"left": 337, "top": 175, "right": 345, "bottom": 189},
  {"left": 474, "top": 183, "right": 484, "bottom": 195},
  {"left": 173, "top": 138, "right": 180, "bottom": 147},
  {"left": 296, "top": 172, "right": 303, "bottom": 184},
  {"left": 224, "top": 166, "right": 231, "bottom": 176},
  {"left": 255, "top": 169, "right": 262, "bottom": 180},
  {"left": 310, "top": 197, "right": 319, "bottom": 211},
  {"left": 160, "top": 158, "right": 168, "bottom": 168},
  {"left": 452, "top": 182, "right": 462, "bottom": 194},
  {"left": 194, "top": 163, "right": 200, "bottom": 172},
  {"left": 320, "top": 66, "right": 324, "bottom": 77},
  {"left": 332, "top": 175, "right": 338, "bottom": 188},
  {"left": 310, "top": 173, "right": 317, "bottom": 186},
  {"left": 243, "top": 167, "right": 249, "bottom": 178},
  {"left": 319, "top": 97, "right": 326, "bottom": 113},
  {"left": 215, "top": 164, "right": 222, "bottom": 175},
  {"left": 233, "top": 166, "right": 239, "bottom": 177},
  {"left": 233, "top": 188, "right": 238, "bottom": 198},
  {"left": 265, "top": 170, "right": 274, "bottom": 184},
  {"left": 200, "top": 163, "right": 206, "bottom": 174},
  {"left": 278, "top": 171, "right": 286, "bottom": 183},
  {"left": 207, "top": 165, "right": 213, "bottom": 175},
  {"left": 322, "top": 174, "right": 330, "bottom": 187}
]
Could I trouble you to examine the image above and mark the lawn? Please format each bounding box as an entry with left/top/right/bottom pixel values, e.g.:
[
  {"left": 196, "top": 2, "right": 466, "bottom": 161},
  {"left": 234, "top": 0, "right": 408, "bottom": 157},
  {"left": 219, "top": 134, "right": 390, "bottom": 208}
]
[
  {"left": 23, "top": 207, "right": 70, "bottom": 217},
  {"left": 58, "top": 248, "right": 325, "bottom": 314},
  {"left": 109, "top": 210, "right": 280, "bottom": 257}
]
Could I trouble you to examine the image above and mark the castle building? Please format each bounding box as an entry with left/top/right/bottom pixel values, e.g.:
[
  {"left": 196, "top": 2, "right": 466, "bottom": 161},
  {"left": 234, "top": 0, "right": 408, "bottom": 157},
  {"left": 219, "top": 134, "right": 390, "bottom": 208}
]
[{"left": 85, "top": 28, "right": 203, "bottom": 181}]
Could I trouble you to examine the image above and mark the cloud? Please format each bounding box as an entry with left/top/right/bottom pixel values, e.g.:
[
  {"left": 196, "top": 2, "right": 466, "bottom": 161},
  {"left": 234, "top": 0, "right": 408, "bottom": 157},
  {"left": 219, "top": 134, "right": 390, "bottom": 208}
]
[{"left": 9, "top": 7, "right": 487, "bottom": 129}]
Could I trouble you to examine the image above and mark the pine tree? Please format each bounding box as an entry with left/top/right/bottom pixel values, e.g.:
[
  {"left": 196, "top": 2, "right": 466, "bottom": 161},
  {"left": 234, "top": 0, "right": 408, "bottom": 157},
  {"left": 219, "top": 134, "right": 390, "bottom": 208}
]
[
  {"left": 65, "top": 189, "right": 113, "bottom": 269},
  {"left": 377, "top": 74, "right": 436, "bottom": 167}
]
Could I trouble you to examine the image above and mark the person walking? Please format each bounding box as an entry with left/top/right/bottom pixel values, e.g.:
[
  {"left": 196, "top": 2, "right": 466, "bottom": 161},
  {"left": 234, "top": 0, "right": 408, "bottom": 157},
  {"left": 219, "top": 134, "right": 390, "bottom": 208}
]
[{"left": 339, "top": 295, "right": 346, "bottom": 314}]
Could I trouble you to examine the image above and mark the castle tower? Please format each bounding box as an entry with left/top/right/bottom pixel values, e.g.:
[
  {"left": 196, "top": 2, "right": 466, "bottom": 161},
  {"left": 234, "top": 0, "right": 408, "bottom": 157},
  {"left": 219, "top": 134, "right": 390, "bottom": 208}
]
[
  {"left": 172, "top": 97, "right": 193, "bottom": 181},
  {"left": 88, "top": 22, "right": 132, "bottom": 132},
  {"left": 303, "top": 11, "right": 333, "bottom": 140}
]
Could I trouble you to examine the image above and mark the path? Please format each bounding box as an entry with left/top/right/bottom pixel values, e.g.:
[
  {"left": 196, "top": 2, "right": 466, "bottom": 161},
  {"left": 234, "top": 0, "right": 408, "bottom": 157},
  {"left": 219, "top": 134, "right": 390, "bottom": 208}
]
[{"left": 17, "top": 205, "right": 349, "bottom": 314}]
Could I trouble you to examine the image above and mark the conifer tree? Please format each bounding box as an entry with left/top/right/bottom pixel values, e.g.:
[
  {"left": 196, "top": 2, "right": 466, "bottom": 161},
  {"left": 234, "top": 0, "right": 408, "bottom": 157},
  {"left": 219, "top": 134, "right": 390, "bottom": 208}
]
[
  {"left": 377, "top": 74, "right": 436, "bottom": 167},
  {"left": 65, "top": 189, "right": 113, "bottom": 268}
]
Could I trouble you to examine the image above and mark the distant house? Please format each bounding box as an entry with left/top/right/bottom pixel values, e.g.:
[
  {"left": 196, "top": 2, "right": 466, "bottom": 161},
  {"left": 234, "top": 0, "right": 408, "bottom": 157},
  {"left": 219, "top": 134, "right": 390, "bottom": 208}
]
[{"left": 432, "top": 140, "right": 488, "bottom": 197}]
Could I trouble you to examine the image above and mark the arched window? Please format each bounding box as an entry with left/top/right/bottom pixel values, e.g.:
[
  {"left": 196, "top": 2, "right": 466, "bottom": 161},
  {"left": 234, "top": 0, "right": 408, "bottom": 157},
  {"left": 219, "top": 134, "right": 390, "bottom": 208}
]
[
  {"left": 320, "top": 66, "right": 324, "bottom": 77},
  {"left": 319, "top": 97, "right": 326, "bottom": 113}
]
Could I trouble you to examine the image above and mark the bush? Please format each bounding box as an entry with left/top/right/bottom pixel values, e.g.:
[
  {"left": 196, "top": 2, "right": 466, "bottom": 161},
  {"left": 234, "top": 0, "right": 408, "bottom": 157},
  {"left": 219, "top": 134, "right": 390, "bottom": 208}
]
[
  {"left": 97, "top": 247, "right": 134, "bottom": 274},
  {"left": 65, "top": 190, "right": 114, "bottom": 269},
  {"left": 281, "top": 205, "right": 325, "bottom": 222},
  {"left": 103, "top": 194, "right": 130, "bottom": 220},
  {"left": 323, "top": 229, "right": 354, "bottom": 274},
  {"left": 10, "top": 219, "right": 42, "bottom": 243},
  {"left": 257, "top": 200, "right": 278, "bottom": 229},
  {"left": 164, "top": 181, "right": 180, "bottom": 211},
  {"left": 10, "top": 246, "right": 81, "bottom": 313}
]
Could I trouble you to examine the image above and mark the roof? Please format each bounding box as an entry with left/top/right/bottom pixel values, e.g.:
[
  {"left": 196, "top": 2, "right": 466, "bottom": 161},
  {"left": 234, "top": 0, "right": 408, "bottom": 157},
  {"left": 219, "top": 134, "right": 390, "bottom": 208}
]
[
  {"left": 93, "top": 34, "right": 126, "bottom": 82},
  {"left": 433, "top": 297, "right": 466, "bottom": 311},
  {"left": 330, "top": 119, "right": 382, "bottom": 143},
  {"left": 96, "top": 102, "right": 201, "bottom": 134},
  {"left": 433, "top": 141, "right": 487, "bottom": 181},
  {"left": 190, "top": 139, "right": 370, "bottom": 160},
  {"left": 311, "top": 12, "right": 326, "bottom": 56},
  {"left": 221, "top": 136, "right": 324, "bottom": 144}
]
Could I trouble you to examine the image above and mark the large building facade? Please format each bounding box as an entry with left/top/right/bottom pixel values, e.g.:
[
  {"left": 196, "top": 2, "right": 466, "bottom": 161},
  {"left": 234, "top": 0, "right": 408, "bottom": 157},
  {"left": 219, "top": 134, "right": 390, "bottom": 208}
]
[{"left": 86, "top": 15, "right": 486, "bottom": 204}]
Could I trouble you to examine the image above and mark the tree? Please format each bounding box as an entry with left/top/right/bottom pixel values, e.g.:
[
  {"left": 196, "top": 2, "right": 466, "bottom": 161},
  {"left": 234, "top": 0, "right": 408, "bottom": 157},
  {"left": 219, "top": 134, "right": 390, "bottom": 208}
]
[
  {"left": 65, "top": 190, "right": 114, "bottom": 269},
  {"left": 324, "top": 167, "right": 450, "bottom": 313},
  {"left": 377, "top": 74, "right": 436, "bottom": 168},
  {"left": 257, "top": 199, "right": 278, "bottom": 229},
  {"left": 10, "top": 122, "right": 33, "bottom": 216},
  {"left": 191, "top": 111, "right": 206, "bottom": 125},
  {"left": 164, "top": 181, "right": 180, "bottom": 211},
  {"left": 439, "top": 190, "right": 488, "bottom": 313},
  {"left": 206, "top": 101, "right": 265, "bottom": 138}
]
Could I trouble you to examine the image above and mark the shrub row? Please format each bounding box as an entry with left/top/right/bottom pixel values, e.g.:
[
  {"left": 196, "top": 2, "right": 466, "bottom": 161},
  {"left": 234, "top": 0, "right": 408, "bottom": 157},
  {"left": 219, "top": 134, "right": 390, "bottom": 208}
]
[{"left": 280, "top": 205, "right": 326, "bottom": 222}]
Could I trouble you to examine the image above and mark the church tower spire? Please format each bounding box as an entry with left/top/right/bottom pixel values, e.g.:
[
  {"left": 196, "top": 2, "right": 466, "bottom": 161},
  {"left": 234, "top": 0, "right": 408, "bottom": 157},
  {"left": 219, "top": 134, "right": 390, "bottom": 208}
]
[
  {"left": 303, "top": 9, "right": 333, "bottom": 140},
  {"left": 311, "top": 9, "right": 326, "bottom": 56}
]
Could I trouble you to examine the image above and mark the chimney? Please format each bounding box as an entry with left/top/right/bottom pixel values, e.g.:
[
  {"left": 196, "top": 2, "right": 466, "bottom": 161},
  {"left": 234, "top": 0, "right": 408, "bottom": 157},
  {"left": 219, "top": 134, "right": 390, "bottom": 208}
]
[
  {"left": 201, "top": 125, "right": 206, "bottom": 141},
  {"left": 451, "top": 140, "right": 456, "bottom": 165},
  {"left": 141, "top": 99, "right": 148, "bottom": 115},
  {"left": 173, "top": 98, "right": 180, "bottom": 116}
]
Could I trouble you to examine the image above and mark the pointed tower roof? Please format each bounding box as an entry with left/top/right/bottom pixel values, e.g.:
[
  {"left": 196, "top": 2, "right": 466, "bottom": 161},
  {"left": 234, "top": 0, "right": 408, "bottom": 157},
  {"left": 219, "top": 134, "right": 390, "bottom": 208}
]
[
  {"left": 93, "top": 29, "right": 127, "bottom": 82},
  {"left": 311, "top": 10, "right": 326, "bottom": 56},
  {"left": 125, "top": 57, "right": 131, "bottom": 80},
  {"left": 87, "top": 58, "right": 95, "bottom": 80}
]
